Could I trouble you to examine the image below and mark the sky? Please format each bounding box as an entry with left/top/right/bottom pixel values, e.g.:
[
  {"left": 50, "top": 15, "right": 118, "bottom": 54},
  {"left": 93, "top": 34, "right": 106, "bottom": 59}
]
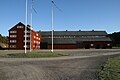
[{"left": 0, "top": 0, "right": 120, "bottom": 36}]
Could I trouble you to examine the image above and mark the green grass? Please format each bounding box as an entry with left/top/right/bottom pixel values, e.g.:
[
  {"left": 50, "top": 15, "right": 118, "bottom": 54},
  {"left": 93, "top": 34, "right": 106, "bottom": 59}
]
[
  {"left": 99, "top": 56, "right": 120, "bottom": 80},
  {"left": 0, "top": 52, "right": 69, "bottom": 58}
]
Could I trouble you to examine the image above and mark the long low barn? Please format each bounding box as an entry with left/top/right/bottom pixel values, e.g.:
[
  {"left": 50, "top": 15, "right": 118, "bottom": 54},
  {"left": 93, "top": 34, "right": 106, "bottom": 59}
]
[{"left": 39, "top": 30, "right": 112, "bottom": 49}]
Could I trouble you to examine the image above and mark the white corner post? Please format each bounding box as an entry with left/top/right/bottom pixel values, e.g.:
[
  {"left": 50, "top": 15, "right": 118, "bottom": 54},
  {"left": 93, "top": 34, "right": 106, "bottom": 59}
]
[
  {"left": 25, "top": 0, "right": 28, "bottom": 54},
  {"left": 51, "top": 2, "right": 54, "bottom": 52}
]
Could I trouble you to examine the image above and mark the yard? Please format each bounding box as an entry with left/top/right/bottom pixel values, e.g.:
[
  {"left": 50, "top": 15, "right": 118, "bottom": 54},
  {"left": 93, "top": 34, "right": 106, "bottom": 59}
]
[
  {"left": 0, "top": 51, "right": 69, "bottom": 58},
  {"left": 99, "top": 56, "right": 120, "bottom": 80}
]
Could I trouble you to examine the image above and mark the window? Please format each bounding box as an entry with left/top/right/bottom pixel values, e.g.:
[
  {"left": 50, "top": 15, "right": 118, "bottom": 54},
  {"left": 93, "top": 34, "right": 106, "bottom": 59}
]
[
  {"left": 34, "top": 36, "right": 36, "bottom": 38},
  {"left": 91, "top": 44, "right": 94, "bottom": 46},
  {"left": 10, "top": 31, "right": 17, "bottom": 33},
  {"left": 10, "top": 40, "right": 16, "bottom": 43},
  {"left": 107, "top": 44, "right": 110, "bottom": 46},
  {"left": 36, "top": 33, "right": 38, "bottom": 36},
  {"left": 10, "top": 35, "right": 17, "bottom": 38},
  {"left": 10, "top": 45, "right": 16, "bottom": 48},
  {"left": 33, "top": 45, "right": 35, "bottom": 47},
  {"left": 17, "top": 26, "right": 23, "bottom": 28}
]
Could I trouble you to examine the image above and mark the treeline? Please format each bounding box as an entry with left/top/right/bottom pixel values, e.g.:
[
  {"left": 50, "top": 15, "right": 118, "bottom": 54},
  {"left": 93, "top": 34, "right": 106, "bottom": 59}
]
[
  {"left": 109, "top": 32, "right": 120, "bottom": 47},
  {"left": 0, "top": 34, "right": 8, "bottom": 44}
]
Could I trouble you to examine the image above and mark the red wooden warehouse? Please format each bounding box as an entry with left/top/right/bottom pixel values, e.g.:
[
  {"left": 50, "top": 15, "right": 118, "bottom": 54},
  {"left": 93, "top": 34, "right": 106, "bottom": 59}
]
[{"left": 39, "top": 31, "right": 112, "bottom": 49}]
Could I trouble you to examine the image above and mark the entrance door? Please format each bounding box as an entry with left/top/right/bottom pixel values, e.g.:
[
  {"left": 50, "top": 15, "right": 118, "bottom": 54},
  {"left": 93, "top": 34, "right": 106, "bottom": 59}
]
[
  {"left": 85, "top": 44, "right": 90, "bottom": 49},
  {"left": 40, "top": 42, "right": 48, "bottom": 49},
  {"left": 76, "top": 41, "right": 84, "bottom": 48}
]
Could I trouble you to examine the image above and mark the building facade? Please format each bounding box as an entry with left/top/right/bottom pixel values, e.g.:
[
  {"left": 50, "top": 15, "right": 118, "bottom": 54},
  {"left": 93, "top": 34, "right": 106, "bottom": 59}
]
[
  {"left": 40, "top": 31, "right": 112, "bottom": 49},
  {"left": 9, "top": 22, "right": 41, "bottom": 50}
]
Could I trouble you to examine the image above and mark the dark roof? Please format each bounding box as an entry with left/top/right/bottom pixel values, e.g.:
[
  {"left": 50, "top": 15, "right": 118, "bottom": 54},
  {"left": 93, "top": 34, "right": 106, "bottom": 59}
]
[
  {"left": 9, "top": 22, "right": 25, "bottom": 31},
  {"left": 40, "top": 31, "right": 108, "bottom": 36},
  {"left": 40, "top": 31, "right": 112, "bottom": 44},
  {"left": 9, "top": 22, "right": 37, "bottom": 33}
]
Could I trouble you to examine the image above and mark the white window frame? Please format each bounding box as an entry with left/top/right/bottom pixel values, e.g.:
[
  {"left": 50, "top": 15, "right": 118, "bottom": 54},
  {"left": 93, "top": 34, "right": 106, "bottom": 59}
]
[
  {"left": 10, "top": 35, "right": 17, "bottom": 38},
  {"left": 10, "top": 45, "right": 16, "bottom": 48},
  {"left": 10, "top": 40, "right": 17, "bottom": 43},
  {"left": 17, "top": 26, "right": 23, "bottom": 28},
  {"left": 91, "top": 44, "right": 94, "bottom": 46},
  {"left": 34, "top": 36, "right": 36, "bottom": 38},
  {"left": 107, "top": 44, "right": 110, "bottom": 46},
  {"left": 36, "top": 34, "right": 38, "bottom": 36},
  {"left": 10, "top": 31, "right": 17, "bottom": 33}
]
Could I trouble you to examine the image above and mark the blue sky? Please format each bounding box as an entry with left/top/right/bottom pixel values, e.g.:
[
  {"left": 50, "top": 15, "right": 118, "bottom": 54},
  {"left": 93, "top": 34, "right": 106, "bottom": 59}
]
[{"left": 0, "top": 0, "right": 120, "bottom": 36}]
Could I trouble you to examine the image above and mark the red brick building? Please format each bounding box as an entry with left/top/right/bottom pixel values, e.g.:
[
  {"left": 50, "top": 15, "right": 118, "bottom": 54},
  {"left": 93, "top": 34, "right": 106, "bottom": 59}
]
[{"left": 9, "top": 22, "right": 41, "bottom": 50}]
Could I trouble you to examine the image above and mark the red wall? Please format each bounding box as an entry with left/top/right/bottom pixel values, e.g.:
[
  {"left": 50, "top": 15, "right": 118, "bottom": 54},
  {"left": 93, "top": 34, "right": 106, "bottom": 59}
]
[
  {"left": 31, "top": 31, "right": 41, "bottom": 49},
  {"left": 9, "top": 22, "right": 42, "bottom": 50},
  {"left": 48, "top": 44, "right": 76, "bottom": 49}
]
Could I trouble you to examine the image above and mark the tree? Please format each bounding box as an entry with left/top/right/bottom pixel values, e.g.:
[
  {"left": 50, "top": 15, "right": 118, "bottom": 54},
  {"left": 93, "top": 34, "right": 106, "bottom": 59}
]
[
  {"left": 109, "top": 32, "right": 120, "bottom": 47},
  {"left": 0, "top": 34, "right": 2, "bottom": 37},
  {"left": 0, "top": 35, "right": 8, "bottom": 44}
]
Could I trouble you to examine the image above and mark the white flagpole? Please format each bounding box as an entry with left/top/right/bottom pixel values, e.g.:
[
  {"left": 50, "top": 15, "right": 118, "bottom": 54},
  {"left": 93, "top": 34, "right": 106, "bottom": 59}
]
[
  {"left": 30, "top": 0, "right": 33, "bottom": 52},
  {"left": 51, "top": 0, "right": 62, "bottom": 52},
  {"left": 51, "top": 1, "right": 54, "bottom": 52},
  {"left": 25, "top": 0, "right": 28, "bottom": 53}
]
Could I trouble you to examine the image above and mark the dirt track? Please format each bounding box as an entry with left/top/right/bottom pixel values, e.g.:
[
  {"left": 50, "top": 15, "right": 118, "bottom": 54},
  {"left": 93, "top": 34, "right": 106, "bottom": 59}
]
[{"left": 0, "top": 49, "right": 120, "bottom": 80}]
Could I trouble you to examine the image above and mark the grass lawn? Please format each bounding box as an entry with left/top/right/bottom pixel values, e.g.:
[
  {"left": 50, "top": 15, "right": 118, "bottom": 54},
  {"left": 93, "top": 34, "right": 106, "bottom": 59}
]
[
  {"left": 99, "top": 56, "right": 120, "bottom": 80},
  {"left": 0, "top": 51, "right": 69, "bottom": 58}
]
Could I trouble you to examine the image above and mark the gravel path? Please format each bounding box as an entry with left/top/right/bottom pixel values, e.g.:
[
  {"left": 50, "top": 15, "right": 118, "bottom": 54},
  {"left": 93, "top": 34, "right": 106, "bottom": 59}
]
[{"left": 0, "top": 49, "right": 120, "bottom": 80}]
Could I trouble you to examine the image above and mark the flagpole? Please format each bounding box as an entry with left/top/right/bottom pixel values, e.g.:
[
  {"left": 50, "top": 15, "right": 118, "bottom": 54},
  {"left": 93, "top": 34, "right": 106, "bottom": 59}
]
[
  {"left": 51, "top": 1, "right": 54, "bottom": 52},
  {"left": 25, "top": 0, "right": 28, "bottom": 54},
  {"left": 30, "top": 0, "right": 33, "bottom": 52}
]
